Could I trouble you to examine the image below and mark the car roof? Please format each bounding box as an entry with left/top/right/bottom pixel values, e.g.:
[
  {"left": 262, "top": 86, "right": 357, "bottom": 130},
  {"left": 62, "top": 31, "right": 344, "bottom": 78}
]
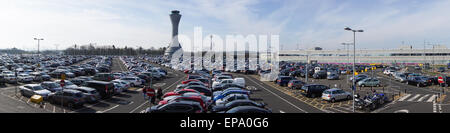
[
  {"left": 62, "top": 89, "right": 82, "bottom": 93},
  {"left": 326, "top": 88, "right": 342, "bottom": 91},
  {"left": 75, "top": 87, "right": 96, "bottom": 91}
]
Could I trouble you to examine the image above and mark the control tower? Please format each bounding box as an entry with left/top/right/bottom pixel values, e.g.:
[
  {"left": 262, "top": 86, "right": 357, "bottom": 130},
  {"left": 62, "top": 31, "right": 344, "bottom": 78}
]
[{"left": 164, "top": 10, "right": 182, "bottom": 58}]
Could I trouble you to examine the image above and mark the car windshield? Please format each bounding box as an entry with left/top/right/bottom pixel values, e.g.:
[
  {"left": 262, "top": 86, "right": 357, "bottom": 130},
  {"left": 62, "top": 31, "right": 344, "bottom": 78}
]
[
  {"left": 74, "top": 93, "right": 83, "bottom": 98},
  {"left": 48, "top": 83, "right": 59, "bottom": 88},
  {"left": 33, "top": 86, "right": 44, "bottom": 90},
  {"left": 323, "top": 91, "right": 330, "bottom": 94}
]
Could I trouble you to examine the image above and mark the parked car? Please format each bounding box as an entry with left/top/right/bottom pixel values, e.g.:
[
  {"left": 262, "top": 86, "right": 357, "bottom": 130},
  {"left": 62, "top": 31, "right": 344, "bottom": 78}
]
[
  {"left": 17, "top": 73, "right": 33, "bottom": 83},
  {"left": 313, "top": 71, "right": 327, "bottom": 79},
  {"left": 357, "top": 78, "right": 381, "bottom": 87},
  {"left": 406, "top": 76, "right": 431, "bottom": 87},
  {"left": 72, "top": 86, "right": 100, "bottom": 103},
  {"left": 212, "top": 100, "right": 266, "bottom": 113},
  {"left": 48, "top": 89, "right": 86, "bottom": 109},
  {"left": 120, "top": 77, "right": 142, "bottom": 87},
  {"left": 224, "top": 106, "right": 272, "bottom": 113},
  {"left": 145, "top": 101, "right": 204, "bottom": 113},
  {"left": 276, "top": 76, "right": 296, "bottom": 86},
  {"left": 327, "top": 73, "right": 339, "bottom": 80},
  {"left": 213, "top": 89, "right": 251, "bottom": 103},
  {"left": 215, "top": 93, "right": 250, "bottom": 106},
  {"left": 299, "top": 84, "right": 330, "bottom": 98},
  {"left": 19, "top": 84, "right": 51, "bottom": 99},
  {"left": 350, "top": 74, "right": 369, "bottom": 83},
  {"left": 93, "top": 73, "right": 114, "bottom": 82},
  {"left": 3, "top": 74, "right": 17, "bottom": 84},
  {"left": 212, "top": 83, "right": 245, "bottom": 91},
  {"left": 394, "top": 73, "right": 407, "bottom": 83},
  {"left": 322, "top": 88, "right": 352, "bottom": 103},
  {"left": 40, "top": 81, "right": 63, "bottom": 92},
  {"left": 287, "top": 80, "right": 305, "bottom": 90},
  {"left": 84, "top": 80, "right": 115, "bottom": 99},
  {"left": 183, "top": 85, "right": 212, "bottom": 96}
]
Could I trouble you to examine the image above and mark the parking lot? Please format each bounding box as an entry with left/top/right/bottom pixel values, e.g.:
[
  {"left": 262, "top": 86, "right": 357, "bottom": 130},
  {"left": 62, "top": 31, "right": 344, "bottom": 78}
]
[{"left": 1, "top": 54, "right": 448, "bottom": 113}]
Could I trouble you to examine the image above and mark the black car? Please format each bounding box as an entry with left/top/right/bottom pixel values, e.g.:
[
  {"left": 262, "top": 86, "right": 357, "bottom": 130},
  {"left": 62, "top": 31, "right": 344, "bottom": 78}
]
[
  {"left": 92, "top": 73, "right": 114, "bottom": 82},
  {"left": 48, "top": 89, "right": 86, "bottom": 109},
  {"left": 224, "top": 106, "right": 272, "bottom": 113},
  {"left": 145, "top": 101, "right": 204, "bottom": 113},
  {"left": 82, "top": 68, "right": 96, "bottom": 76},
  {"left": 212, "top": 100, "right": 266, "bottom": 113},
  {"left": 84, "top": 81, "right": 115, "bottom": 98},
  {"left": 438, "top": 67, "right": 446, "bottom": 72},
  {"left": 406, "top": 76, "right": 431, "bottom": 87},
  {"left": 299, "top": 84, "right": 330, "bottom": 98},
  {"left": 276, "top": 76, "right": 296, "bottom": 86},
  {"left": 313, "top": 71, "right": 327, "bottom": 79},
  {"left": 212, "top": 83, "right": 245, "bottom": 92},
  {"left": 184, "top": 85, "right": 212, "bottom": 96},
  {"left": 289, "top": 70, "right": 303, "bottom": 77},
  {"left": 0, "top": 75, "right": 5, "bottom": 86}
]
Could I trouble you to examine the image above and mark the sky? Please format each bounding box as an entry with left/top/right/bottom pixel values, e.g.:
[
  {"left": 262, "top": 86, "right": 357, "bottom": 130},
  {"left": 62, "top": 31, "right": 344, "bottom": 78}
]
[{"left": 0, "top": 0, "right": 449, "bottom": 51}]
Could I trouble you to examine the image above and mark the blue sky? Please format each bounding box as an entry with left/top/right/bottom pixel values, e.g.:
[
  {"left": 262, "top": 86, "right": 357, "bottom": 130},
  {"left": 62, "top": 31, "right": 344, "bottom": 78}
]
[{"left": 0, "top": 0, "right": 449, "bottom": 50}]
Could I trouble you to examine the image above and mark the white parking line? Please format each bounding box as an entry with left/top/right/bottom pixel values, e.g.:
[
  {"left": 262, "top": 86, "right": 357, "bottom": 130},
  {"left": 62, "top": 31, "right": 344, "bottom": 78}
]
[
  {"left": 246, "top": 76, "right": 308, "bottom": 113},
  {"left": 398, "top": 94, "right": 411, "bottom": 101},
  {"left": 407, "top": 94, "right": 421, "bottom": 101},
  {"left": 53, "top": 106, "right": 56, "bottom": 113},
  {"left": 129, "top": 101, "right": 148, "bottom": 113},
  {"left": 97, "top": 105, "right": 119, "bottom": 113},
  {"left": 279, "top": 110, "right": 285, "bottom": 113}
]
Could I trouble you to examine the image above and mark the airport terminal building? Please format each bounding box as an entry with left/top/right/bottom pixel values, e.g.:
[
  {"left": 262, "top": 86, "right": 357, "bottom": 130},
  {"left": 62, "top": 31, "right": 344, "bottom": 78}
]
[{"left": 276, "top": 45, "right": 450, "bottom": 65}]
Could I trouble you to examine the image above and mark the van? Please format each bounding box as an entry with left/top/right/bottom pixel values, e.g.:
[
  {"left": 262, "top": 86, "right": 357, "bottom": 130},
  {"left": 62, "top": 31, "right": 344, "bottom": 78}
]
[
  {"left": 93, "top": 73, "right": 114, "bottom": 82},
  {"left": 233, "top": 78, "right": 245, "bottom": 88},
  {"left": 84, "top": 81, "right": 115, "bottom": 99},
  {"left": 314, "top": 67, "right": 324, "bottom": 74}
]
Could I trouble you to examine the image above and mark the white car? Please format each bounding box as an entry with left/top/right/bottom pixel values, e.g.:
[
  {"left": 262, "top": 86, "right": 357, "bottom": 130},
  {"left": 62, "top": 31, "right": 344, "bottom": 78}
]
[
  {"left": 233, "top": 78, "right": 245, "bottom": 88},
  {"left": 3, "top": 74, "right": 17, "bottom": 84},
  {"left": 20, "top": 84, "right": 51, "bottom": 99},
  {"left": 212, "top": 78, "right": 234, "bottom": 88},
  {"left": 54, "top": 80, "right": 78, "bottom": 89},
  {"left": 215, "top": 94, "right": 249, "bottom": 106},
  {"left": 212, "top": 76, "right": 233, "bottom": 87},
  {"left": 17, "top": 73, "right": 33, "bottom": 83},
  {"left": 120, "top": 77, "right": 142, "bottom": 87},
  {"left": 112, "top": 79, "right": 131, "bottom": 91}
]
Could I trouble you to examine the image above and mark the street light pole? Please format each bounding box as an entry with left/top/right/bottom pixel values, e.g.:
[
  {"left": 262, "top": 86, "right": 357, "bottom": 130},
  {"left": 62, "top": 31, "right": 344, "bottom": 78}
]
[
  {"left": 34, "top": 38, "right": 44, "bottom": 56},
  {"left": 345, "top": 27, "right": 363, "bottom": 113}
]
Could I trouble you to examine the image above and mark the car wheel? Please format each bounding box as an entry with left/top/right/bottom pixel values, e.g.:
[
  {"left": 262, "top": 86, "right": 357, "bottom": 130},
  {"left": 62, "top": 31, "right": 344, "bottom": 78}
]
[
  {"left": 311, "top": 93, "right": 316, "bottom": 98},
  {"left": 376, "top": 84, "right": 380, "bottom": 87},
  {"left": 417, "top": 83, "right": 420, "bottom": 87},
  {"left": 331, "top": 98, "right": 335, "bottom": 103},
  {"left": 68, "top": 103, "right": 74, "bottom": 109},
  {"left": 347, "top": 95, "right": 351, "bottom": 100},
  {"left": 131, "top": 83, "right": 135, "bottom": 87}
]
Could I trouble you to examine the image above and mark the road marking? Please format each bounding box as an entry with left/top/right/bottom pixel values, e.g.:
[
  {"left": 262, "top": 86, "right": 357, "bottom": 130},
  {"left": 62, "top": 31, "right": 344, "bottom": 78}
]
[
  {"left": 129, "top": 101, "right": 148, "bottom": 113},
  {"left": 433, "top": 102, "right": 437, "bottom": 113},
  {"left": 398, "top": 94, "right": 411, "bottom": 101},
  {"left": 279, "top": 110, "right": 285, "bottom": 113},
  {"left": 97, "top": 105, "right": 119, "bottom": 113},
  {"left": 439, "top": 104, "right": 442, "bottom": 113},
  {"left": 417, "top": 94, "right": 430, "bottom": 102},
  {"left": 407, "top": 94, "right": 421, "bottom": 102},
  {"left": 427, "top": 95, "right": 437, "bottom": 102},
  {"left": 245, "top": 75, "right": 308, "bottom": 113},
  {"left": 140, "top": 110, "right": 146, "bottom": 113},
  {"left": 53, "top": 106, "right": 56, "bottom": 113}
]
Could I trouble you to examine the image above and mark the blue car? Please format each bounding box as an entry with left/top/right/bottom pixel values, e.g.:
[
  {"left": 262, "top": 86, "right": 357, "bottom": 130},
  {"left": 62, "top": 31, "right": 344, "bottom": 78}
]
[{"left": 213, "top": 89, "right": 251, "bottom": 103}]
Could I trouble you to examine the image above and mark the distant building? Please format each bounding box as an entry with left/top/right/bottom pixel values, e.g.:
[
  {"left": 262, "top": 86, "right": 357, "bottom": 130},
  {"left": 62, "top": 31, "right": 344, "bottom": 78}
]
[{"left": 271, "top": 45, "right": 450, "bottom": 65}]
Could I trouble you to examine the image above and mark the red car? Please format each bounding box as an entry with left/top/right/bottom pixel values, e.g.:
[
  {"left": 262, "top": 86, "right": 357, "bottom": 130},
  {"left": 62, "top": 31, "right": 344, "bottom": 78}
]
[
  {"left": 158, "top": 96, "right": 207, "bottom": 110},
  {"left": 181, "top": 79, "right": 200, "bottom": 84},
  {"left": 162, "top": 89, "right": 201, "bottom": 98}
]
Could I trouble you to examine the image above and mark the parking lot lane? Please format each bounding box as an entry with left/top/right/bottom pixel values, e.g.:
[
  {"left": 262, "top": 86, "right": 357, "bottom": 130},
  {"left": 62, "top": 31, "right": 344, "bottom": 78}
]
[
  {"left": 378, "top": 102, "right": 433, "bottom": 113},
  {"left": 0, "top": 88, "right": 48, "bottom": 113},
  {"left": 239, "top": 74, "right": 324, "bottom": 113}
]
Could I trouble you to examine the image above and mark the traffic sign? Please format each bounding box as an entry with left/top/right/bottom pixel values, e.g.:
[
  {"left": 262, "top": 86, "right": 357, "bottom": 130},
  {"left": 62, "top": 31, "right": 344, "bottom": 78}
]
[
  {"left": 438, "top": 76, "right": 444, "bottom": 84},
  {"left": 60, "top": 79, "right": 65, "bottom": 87},
  {"left": 61, "top": 74, "right": 66, "bottom": 80}
]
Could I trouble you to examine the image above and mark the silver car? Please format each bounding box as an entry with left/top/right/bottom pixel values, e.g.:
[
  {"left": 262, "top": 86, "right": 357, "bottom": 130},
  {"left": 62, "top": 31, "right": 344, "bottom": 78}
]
[
  {"left": 72, "top": 87, "right": 100, "bottom": 103},
  {"left": 19, "top": 84, "right": 51, "bottom": 99},
  {"left": 322, "top": 88, "right": 352, "bottom": 103}
]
